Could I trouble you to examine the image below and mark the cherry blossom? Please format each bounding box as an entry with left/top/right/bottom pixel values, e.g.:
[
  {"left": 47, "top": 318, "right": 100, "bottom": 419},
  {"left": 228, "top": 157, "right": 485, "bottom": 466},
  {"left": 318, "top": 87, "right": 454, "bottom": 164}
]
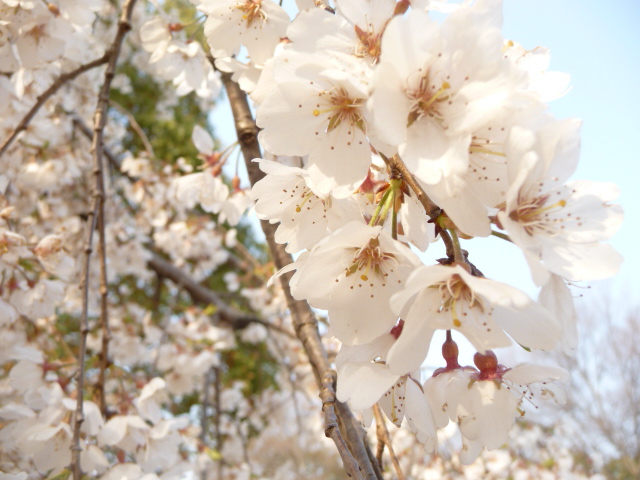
[
  {"left": 388, "top": 263, "right": 560, "bottom": 374},
  {"left": 498, "top": 119, "right": 623, "bottom": 285},
  {"left": 199, "top": 0, "right": 290, "bottom": 65},
  {"left": 251, "top": 158, "right": 361, "bottom": 252},
  {"left": 286, "top": 221, "right": 420, "bottom": 344}
]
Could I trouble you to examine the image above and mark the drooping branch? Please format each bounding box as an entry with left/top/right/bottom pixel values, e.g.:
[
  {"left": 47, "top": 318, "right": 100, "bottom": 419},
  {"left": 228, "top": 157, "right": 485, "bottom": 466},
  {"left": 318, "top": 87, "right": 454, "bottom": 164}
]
[
  {"left": 0, "top": 55, "right": 109, "bottom": 159},
  {"left": 148, "top": 253, "right": 296, "bottom": 338},
  {"left": 220, "top": 69, "right": 383, "bottom": 480},
  {"left": 71, "top": 0, "right": 137, "bottom": 477},
  {"left": 110, "top": 99, "right": 156, "bottom": 159},
  {"left": 70, "top": 191, "right": 100, "bottom": 480}
]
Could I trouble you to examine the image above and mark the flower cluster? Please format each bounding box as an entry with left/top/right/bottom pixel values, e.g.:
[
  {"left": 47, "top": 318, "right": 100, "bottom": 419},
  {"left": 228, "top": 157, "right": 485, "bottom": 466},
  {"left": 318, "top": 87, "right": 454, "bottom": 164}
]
[{"left": 242, "top": 0, "right": 623, "bottom": 463}]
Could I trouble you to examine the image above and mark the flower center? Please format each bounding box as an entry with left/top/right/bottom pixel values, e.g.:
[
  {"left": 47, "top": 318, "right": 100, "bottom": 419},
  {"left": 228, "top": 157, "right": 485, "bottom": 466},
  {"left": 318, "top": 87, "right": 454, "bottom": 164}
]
[
  {"left": 313, "top": 86, "right": 365, "bottom": 133},
  {"left": 437, "top": 274, "right": 484, "bottom": 327},
  {"left": 407, "top": 71, "right": 451, "bottom": 127},
  {"left": 236, "top": 0, "right": 265, "bottom": 28},
  {"left": 344, "top": 237, "right": 396, "bottom": 282},
  {"left": 354, "top": 24, "right": 383, "bottom": 63},
  {"left": 509, "top": 194, "right": 567, "bottom": 236}
]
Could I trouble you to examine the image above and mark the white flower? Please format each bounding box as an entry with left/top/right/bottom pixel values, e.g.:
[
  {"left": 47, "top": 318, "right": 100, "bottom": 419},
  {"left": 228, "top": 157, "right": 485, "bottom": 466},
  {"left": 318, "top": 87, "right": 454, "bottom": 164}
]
[
  {"left": 14, "top": 6, "right": 75, "bottom": 69},
  {"left": 498, "top": 118, "right": 623, "bottom": 285},
  {"left": 504, "top": 40, "right": 571, "bottom": 102},
  {"left": 256, "top": 50, "right": 373, "bottom": 198},
  {"left": 201, "top": 0, "right": 290, "bottom": 65},
  {"left": 140, "top": 17, "right": 172, "bottom": 64},
  {"left": 10, "top": 278, "right": 66, "bottom": 319},
  {"left": 336, "top": 333, "right": 403, "bottom": 411},
  {"left": 424, "top": 349, "right": 568, "bottom": 464},
  {"left": 336, "top": 331, "right": 437, "bottom": 449},
  {"left": 287, "top": 0, "right": 395, "bottom": 64},
  {"left": 287, "top": 221, "right": 420, "bottom": 344},
  {"left": 219, "top": 189, "right": 253, "bottom": 226},
  {"left": 135, "top": 377, "right": 167, "bottom": 424},
  {"left": 387, "top": 264, "right": 560, "bottom": 374},
  {"left": 538, "top": 274, "right": 577, "bottom": 354},
  {"left": 170, "top": 126, "right": 230, "bottom": 212},
  {"left": 34, "top": 233, "right": 75, "bottom": 281},
  {"left": 99, "top": 415, "right": 149, "bottom": 452},
  {"left": 250, "top": 159, "right": 361, "bottom": 252}
]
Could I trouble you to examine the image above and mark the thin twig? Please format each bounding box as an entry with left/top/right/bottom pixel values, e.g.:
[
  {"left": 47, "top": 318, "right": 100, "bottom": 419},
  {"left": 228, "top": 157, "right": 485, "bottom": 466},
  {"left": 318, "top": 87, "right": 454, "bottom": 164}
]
[
  {"left": 219, "top": 67, "right": 382, "bottom": 480},
  {"left": 0, "top": 55, "right": 109, "bottom": 159},
  {"left": 71, "top": 0, "right": 137, "bottom": 477},
  {"left": 448, "top": 228, "right": 465, "bottom": 264},
  {"left": 383, "top": 153, "right": 441, "bottom": 219},
  {"left": 321, "top": 371, "right": 364, "bottom": 480},
  {"left": 69, "top": 198, "right": 100, "bottom": 479},
  {"left": 214, "top": 366, "right": 223, "bottom": 480},
  {"left": 70, "top": 113, "right": 128, "bottom": 175},
  {"left": 372, "top": 404, "right": 406, "bottom": 480},
  {"left": 110, "top": 99, "right": 156, "bottom": 159},
  {"left": 93, "top": 0, "right": 138, "bottom": 421},
  {"left": 200, "top": 367, "right": 214, "bottom": 480}
]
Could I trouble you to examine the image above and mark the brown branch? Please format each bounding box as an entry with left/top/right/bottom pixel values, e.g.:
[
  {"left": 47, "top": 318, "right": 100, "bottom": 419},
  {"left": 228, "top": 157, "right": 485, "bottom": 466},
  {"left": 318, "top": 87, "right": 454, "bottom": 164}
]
[
  {"left": 71, "top": 0, "right": 137, "bottom": 477},
  {"left": 373, "top": 404, "right": 406, "bottom": 480},
  {"left": 384, "top": 153, "right": 441, "bottom": 219},
  {"left": 214, "top": 366, "right": 224, "bottom": 480},
  {"left": 147, "top": 253, "right": 296, "bottom": 338},
  {"left": 70, "top": 113, "right": 127, "bottom": 174},
  {"left": 219, "top": 68, "right": 383, "bottom": 480},
  {"left": 381, "top": 153, "right": 455, "bottom": 258},
  {"left": 69, "top": 194, "right": 99, "bottom": 479},
  {"left": 321, "top": 371, "right": 363, "bottom": 480},
  {"left": 110, "top": 99, "right": 156, "bottom": 159},
  {"left": 0, "top": 55, "right": 109, "bottom": 159}
]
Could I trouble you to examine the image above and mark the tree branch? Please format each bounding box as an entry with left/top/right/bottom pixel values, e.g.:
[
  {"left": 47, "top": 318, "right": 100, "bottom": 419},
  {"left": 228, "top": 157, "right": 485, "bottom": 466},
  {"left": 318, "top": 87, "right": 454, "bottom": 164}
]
[
  {"left": 0, "top": 55, "right": 109, "bottom": 159},
  {"left": 220, "top": 68, "right": 382, "bottom": 480},
  {"left": 321, "top": 371, "right": 363, "bottom": 480},
  {"left": 110, "top": 99, "right": 156, "bottom": 159},
  {"left": 71, "top": 0, "right": 137, "bottom": 477},
  {"left": 373, "top": 404, "right": 405, "bottom": 480},
  {"left": 380, "top": 153, "right": 455, "bottom": 258},
  {"left": 147, "top": 253, "right": 296, "bottom": 338}
]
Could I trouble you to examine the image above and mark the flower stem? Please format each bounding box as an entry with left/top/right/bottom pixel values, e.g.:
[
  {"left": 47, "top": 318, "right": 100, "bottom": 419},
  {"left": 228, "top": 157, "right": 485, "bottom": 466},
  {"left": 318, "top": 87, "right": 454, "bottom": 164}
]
[
  {"left": 391, "top": 188, "right": 398, "bottom": 240},
  {"left": 491, "top": 230, "right": 512, "bottom": 242},
  {"left": 448, "top": 228, "right": 465, "bottom": 264},
  {"left": 368, "top": 187, "right": 392, "bottom": 227}
]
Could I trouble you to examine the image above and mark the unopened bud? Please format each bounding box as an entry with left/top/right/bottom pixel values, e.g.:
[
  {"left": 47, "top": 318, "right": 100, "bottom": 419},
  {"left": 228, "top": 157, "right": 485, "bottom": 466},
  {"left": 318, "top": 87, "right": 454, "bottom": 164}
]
[
  {"left": 168, "top": 23, "right": 184, "bottom": 32},
  {"left": 474, "top": 350, "right": 498, "bottom": 373}
]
